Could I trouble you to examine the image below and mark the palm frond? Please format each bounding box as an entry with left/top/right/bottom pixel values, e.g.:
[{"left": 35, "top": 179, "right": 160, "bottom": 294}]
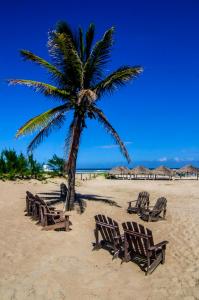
[
  {"left": 79, "top": 27, "right": 84, "bottom": 61},
  {"left": 94, "top": 65, "right": 143, "bottom": 98},
  {"left": 85, "top": 23, "right": 95, "bottom": 61},
  {"left": 9, "top": 79, "right": 70, "bottom": 100},
  {"left": 48, "top": 31, "right": 83, "bottom": 89},
  {"left": 56, "top": 21, "right": 79, "bottom": 50},
  {"left": 93, "top": 107, "right": 131, "bottom": 163},
  {"left": 84, "top": 27, "right": 114, "bottom": 88},
  {"left": 27, "top": 112, "right": 66, "bottom": 153},
  {"left": 20, "top": 50, "right": 64, "bottom": 82},
  {"left": 16, "top": 103, "right": 70, "bottom": 137}
]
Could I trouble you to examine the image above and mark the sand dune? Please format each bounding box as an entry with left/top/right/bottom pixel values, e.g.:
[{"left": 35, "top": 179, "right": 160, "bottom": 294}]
[{"left": 0, "top": 177, "right": 199, "bottom": 299}]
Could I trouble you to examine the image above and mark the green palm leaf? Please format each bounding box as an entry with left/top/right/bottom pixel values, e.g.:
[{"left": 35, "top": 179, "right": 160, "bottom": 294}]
[
  {"left": 20, "top": 50, "right": 64, "bottom": 82},
  {"left": 85, "top": 23, "right": 95, "bottom": 61},
  {"left": 9, "top": 79, "right": 70, "bottom": 100},
  {"left": 79, "top": 27, "right": 84, "bottom": 61},
  {"left": 48, "top": 32, "right": 83, "bottom": 89},
  {"left": 56, "top": 21, "right": 79, "bottom": 50},
  {"left": 27, "top": 112, "right": 66, "bottom": 153},
  {"left": 84, "top": 27, "right": 114, "bottom": 88},
  {"left": 16, "top": 103, "right": 69, "bottom": 137},
  {"left": 94, "top": 66, "right": 143, "bottom": 98}
]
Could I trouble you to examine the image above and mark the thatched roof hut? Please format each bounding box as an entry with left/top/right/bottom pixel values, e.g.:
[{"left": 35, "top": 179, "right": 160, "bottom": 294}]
[
  {"left": 109, "top": 166, "right": 129, "bottom": 175},
  {"left": 131, "top": 166, "right": 151, "bottom": 175},
  {"left": 152, "top": 165, "right": 173, "bottom": 176},
  {"left": 178, "top": 165, "right": 199, "bottom": 174}
]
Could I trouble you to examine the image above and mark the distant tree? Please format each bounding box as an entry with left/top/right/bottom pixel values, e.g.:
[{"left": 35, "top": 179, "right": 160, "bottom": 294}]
[
  {"left": 48, "top": 154, "right": 65, "bottom": 174},
  {"left": 28, "top": 154, "right": 42, "bottom": 178},
  {"left": 0, "top": 153, "right": 6, "bottom": 174},
  {"left": 10, "top": 21, "right": 143, "bottom": 210},
  {"left": 2, "top": 149, "right": 18, "bottom": 174},
  {"left": 17, "top": 153, "right": 28, "bottom": 178}
]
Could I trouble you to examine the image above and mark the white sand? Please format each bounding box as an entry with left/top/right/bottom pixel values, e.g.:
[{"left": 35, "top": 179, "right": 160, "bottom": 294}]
[{"left": 0, "top": 177, "right": 199, "bottom": 300}]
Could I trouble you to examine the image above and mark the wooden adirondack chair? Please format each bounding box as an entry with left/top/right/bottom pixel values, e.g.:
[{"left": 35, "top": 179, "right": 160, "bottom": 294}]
[
  {"left": 34, "top": 195, "right": 71, "bottom": 231},
  {"left": 40, "top": 204, "right": 71, "bottom": 231},
  {"left": 122, "top": 221, "right": 168, "bottom": 275},
  {"left": 34, "top": 195, "right": 64, "bottom": 225},
  {"left": 140, "top": 197, "right": 167, "bottom": 222},
  {"left": 60, "top": 183, "right": 68, "bottom": 201},
  {"left": 93, "top": 214, "right": 123, "bottom": 259},
  {"left": 127, "top": 191, "right": 150, "bottom": 214}
]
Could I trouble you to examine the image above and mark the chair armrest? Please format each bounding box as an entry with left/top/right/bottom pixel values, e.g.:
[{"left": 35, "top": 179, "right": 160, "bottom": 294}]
[
  {"left": 148, "top": 241, "right": 168, "bottom": 251},
  {"left": 127, "top": 200, "right": 137, "bottom": 204},
  {"left": 44, "top": 212, "right": 61, "bottom": 216}
]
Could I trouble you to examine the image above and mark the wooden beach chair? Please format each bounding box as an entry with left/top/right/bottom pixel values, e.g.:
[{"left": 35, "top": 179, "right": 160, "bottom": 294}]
[
  {"left": 34, "top": 195, "right": 64, "bottom": 224},
  {"left": 93, "top": 214, "right": 123, "bottom": 259},
  {"left": 40, "top": 203, "right": 71, "bottom": 231},
  {"left": 60, "top": 183, "right": 68, "bottom": 201},
  {"left": 122, "top": 221, "right": 168, "bottom": 275},
  {"left": 127, "top": 191, "right": 150, "bottom": 214},
  {"left": 140, "top": 197, "right": 167, "bottom": 222},
  {"left": 35, "top": 195, "right": 71, "bottom": 231}
]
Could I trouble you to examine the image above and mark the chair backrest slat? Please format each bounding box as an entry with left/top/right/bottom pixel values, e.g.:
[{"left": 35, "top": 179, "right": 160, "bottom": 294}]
[
  {"left": 98, "top": 215, "right": 111, "bottom": 242},
  {"left": 132, "top": 222, "right": 147, "bottom": 256}
]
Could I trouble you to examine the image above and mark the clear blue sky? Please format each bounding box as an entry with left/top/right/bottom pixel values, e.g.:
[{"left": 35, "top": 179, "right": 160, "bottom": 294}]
[{"left": 1, "top": 0, "right": 199, "bottom": 168}]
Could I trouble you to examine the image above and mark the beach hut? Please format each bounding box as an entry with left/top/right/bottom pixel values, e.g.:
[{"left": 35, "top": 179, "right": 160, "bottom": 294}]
[
  {"left": 131, "top": 166, "right": 151, "bottom": 179},
  {"left": 178, "top": 165, "right": 199, "bottom": 179},
  {"left": 152, "top": 166, "right": 173, "bottom": 180}
]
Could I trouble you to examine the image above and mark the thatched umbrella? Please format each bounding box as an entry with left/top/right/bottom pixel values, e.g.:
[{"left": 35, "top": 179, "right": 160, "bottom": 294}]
[
  {"left": 178, "top": 164, "right": 199, "bottom": 174},
  {"left": 109, "top": 166, "right": 129, "bottom": 176},
  {"left": 131, "top": 166, "right": 151, "bottom": 175},
  {"left": 152, "top": 166, "right": 173, "bottom": 178},
  {"left": 177, "top": 165, "right": 199, "bottom": 180}
]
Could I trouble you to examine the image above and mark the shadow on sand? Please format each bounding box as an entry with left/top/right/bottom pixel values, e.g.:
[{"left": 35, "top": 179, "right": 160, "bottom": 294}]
[
  {"left": 37, "top": 190, "right": 120, "bottom": 214},
  {"left": 75, "top": 193, "right": 121, "bottom": 213}
]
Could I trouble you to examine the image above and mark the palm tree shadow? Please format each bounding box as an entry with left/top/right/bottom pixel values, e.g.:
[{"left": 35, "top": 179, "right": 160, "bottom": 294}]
[{"left": 75, "top": 193, "right": 121, "bottom": 214}]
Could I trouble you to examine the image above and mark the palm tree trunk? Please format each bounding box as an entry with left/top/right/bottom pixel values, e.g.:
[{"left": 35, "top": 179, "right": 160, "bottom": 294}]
[{"left": 65, "top": 115, "right": 82, "bottom": 211}]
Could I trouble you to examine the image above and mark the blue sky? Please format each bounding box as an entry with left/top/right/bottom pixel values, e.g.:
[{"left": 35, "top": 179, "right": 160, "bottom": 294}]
[{"left": 1, "top": 0, "right": 199, "bottom": 167}]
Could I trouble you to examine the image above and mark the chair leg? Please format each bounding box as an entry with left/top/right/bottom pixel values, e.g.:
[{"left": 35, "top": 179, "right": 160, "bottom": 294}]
[
  {"left": 163, "top": 209, "right": 166, "bottom": 220},
  {"left": 93, "top": 228, "right": 101, "bottom": 250},
  {"left": 65, "top": 215, "right": 70, "bottom": 232},
  {"left": 161, "top": 249, "right": 166, "bottom": 264}
]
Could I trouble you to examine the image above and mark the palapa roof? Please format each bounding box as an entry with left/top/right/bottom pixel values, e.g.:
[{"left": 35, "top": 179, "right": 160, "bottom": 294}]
[
  {"left": 178, "top": 164, "right": 199, "bottom": 174},
  {"left": 109, "top": 166, "right": 130, "bottom": 174},
  {"left": 152, "top": 165, "right": 173, "bottom": 176},
  {"left": 131, "top": 166, "right": 151, "bottom": 175}
]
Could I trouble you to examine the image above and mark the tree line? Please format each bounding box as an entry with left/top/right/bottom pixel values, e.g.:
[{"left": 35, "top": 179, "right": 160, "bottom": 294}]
[{"left": 0, "top": 149, "right": 65, "bottom": 180}]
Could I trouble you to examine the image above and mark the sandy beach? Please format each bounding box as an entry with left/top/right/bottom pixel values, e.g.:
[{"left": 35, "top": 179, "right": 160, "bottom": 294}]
[{"left": 0, "top": 177, "right": 199, "bottom": 300}]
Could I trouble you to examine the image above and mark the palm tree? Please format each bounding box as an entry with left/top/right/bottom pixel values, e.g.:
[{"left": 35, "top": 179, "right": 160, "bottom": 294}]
[{"left": 9, "top": 21, "right": 143, "bottom": 210}]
